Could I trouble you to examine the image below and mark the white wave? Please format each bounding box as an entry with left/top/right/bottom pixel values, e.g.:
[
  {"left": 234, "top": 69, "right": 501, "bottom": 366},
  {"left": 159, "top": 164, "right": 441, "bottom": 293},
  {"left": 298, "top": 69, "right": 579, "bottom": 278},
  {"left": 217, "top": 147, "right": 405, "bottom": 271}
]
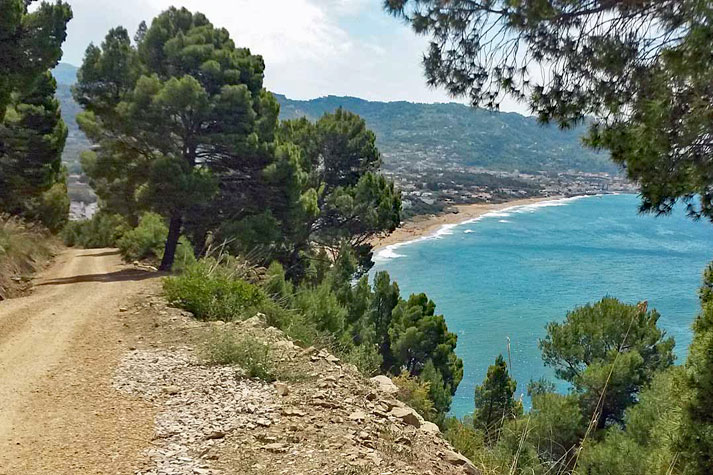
[
  {"left": 374, "top": 244, "right": 406, "bottom": 262},
  {"left": 435, "top": 223, "right": 457, "bottom": 237},
  {"left": 374, "top": 194, "right": 603, "bottom": 261},
  {"left": 374, "top": 221, "right": 463, "bottom": 262},
  {"left": 464, "top": 229, "right": 474, "bottom": 234},
  {"left": 498, "top": 219, "right": 511, "bottom": 223}
]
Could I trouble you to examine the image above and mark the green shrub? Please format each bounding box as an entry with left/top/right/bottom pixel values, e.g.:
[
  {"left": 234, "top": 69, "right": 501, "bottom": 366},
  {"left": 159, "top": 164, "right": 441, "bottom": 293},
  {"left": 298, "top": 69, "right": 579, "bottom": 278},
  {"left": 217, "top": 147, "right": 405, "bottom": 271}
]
[
  {"left": 443, "top": 418, "right": 486, "bottom": 466},
  {"left": 171, "top": 236, "right": 197, "bottom": 271},
  {"left": 294, "top": 281, "right": 347, "bottom": 334},
  {"left": 163, "top": 258, "right": 265, "bottom": 321},
  {"left": 340, "top": 342, "right": 383, "bottom": 377},
  {"left": 203, "top": 331, "right": 274, "bottom": 380},
  {"left": 37, "top": 181, "right": 70, "bottom": 232},
  {"left": 62, "top": 212, "right": 129, "bottom": 248},
  {"left": 393, "top": 372, "right": 437, "bottom": 422},
  {"left": 117, "top": 212, "right": 167, "bottom": 261},
  {"left": 115, "top": 212, "right": 195, "bottom": 269}
]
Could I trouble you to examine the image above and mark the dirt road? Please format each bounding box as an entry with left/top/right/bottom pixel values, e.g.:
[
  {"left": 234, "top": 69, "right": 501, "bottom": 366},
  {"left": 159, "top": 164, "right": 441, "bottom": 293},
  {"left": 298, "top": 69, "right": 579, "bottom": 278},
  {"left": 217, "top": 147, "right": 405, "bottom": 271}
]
[{"left": 0, "top": 248, "right": 158, "bottom": 474}]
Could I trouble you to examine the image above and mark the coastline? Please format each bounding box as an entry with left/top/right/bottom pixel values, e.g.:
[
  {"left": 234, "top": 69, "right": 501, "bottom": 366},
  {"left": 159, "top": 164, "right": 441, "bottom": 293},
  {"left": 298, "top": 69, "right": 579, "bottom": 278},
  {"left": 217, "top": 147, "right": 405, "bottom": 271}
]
[{"left": 371, "top": 195, "right": 571, "bottom": 251}]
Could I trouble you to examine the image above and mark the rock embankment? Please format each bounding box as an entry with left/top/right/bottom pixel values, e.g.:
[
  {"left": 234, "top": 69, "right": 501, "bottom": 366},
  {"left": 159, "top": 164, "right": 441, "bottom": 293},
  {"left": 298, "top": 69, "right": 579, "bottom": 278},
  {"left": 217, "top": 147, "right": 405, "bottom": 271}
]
[{"left": 114, "top": 295, "right": 479, "bottom": 475}]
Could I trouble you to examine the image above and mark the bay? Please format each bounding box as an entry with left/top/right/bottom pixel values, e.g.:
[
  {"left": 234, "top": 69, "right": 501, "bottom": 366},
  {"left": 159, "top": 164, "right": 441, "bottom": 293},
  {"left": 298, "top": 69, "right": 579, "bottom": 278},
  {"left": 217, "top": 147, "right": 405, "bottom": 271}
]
[{"left": 371, "top": 194, "right": 713, "bottom": 417}]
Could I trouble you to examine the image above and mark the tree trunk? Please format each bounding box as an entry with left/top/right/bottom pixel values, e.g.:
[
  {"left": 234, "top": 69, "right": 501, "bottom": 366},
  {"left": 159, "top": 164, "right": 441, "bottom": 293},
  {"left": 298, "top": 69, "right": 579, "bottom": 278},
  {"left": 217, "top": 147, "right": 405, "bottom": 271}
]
[
  {"left": 194, "top": 231, "right": 208, "bottom": 259},
  {"left": 159, "top": 213, "right": 183, "bottom": 271}
]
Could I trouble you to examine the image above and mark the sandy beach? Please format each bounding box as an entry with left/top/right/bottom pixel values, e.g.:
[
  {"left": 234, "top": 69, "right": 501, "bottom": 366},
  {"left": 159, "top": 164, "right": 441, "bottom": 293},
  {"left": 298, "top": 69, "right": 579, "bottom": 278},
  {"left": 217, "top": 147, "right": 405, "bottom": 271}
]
[{"left": 371, "top": 195, "right": 566, "bottom": 251}]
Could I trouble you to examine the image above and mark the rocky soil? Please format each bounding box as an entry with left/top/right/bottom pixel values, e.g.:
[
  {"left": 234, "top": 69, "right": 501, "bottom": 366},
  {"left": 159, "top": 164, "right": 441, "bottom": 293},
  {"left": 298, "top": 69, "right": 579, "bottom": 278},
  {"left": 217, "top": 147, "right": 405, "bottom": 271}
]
[{"left": 114, "top": 293, "right": 480, "bottom": 475}]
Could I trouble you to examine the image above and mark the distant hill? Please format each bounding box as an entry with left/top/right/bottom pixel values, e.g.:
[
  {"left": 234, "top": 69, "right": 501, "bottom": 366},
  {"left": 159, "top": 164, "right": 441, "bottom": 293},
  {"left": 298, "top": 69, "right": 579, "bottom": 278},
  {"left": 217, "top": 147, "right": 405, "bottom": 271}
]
[
  {"left": 51, "top": 63, "right": 614, "bottom": 175},
  {"left": 276, "top": 95, "right": 615, "bottom": 173},
  {"left": 51, "top": 63, "right": 90, "bottom": 176},
  {"left": 52, "top": 62, "right": 78, "bottom": 85}
]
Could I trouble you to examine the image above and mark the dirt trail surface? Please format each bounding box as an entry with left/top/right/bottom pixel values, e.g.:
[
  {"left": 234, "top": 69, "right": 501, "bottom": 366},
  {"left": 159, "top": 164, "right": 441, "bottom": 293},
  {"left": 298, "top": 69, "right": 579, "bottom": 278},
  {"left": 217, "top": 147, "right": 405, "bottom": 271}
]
[
  {"left": 0, "top": 248, "right": 158, "bottom": 474},
  {"left": 0, "top": 248, "right": 477, "bottom": 474}
]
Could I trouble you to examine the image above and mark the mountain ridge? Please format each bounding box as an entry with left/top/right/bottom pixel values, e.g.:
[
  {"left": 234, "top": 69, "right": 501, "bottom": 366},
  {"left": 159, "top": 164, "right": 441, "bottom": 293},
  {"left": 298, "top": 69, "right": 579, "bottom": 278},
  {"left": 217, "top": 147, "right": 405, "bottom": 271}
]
[{"left": 52, "top": 63, "right": 613, "bottom": 174}]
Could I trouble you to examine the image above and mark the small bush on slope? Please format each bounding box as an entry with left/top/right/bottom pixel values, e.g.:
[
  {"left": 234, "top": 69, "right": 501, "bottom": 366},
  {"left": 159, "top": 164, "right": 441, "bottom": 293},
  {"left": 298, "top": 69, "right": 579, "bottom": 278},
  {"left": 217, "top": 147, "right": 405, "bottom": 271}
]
[
  {"left": 65, "top": 211, "right": 195, "bottom": 269},
  {"left": 37, "top": 181, "right": 70, "bottom": 233},
  {"left": 202, "top": 331, "right": 274, "bottom": 381},
  {"left": 338, "top": 341, "right": 383, "bottom": 377},
  {"left": 392, "top": 372, "right": 436, "bottom": 422},
  {"left": 163, "top": 259, "right": 265, "bottom": 321},
  {"left": 116, "top": 213, "right": 166, "bottom": 260}
]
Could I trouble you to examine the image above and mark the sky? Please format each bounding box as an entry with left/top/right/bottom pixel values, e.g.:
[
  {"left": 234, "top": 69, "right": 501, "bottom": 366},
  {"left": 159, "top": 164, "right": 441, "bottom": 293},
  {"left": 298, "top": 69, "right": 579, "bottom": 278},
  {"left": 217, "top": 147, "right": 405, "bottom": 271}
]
[{"left": 58, "top": 0, "right": 527, "bottom": 113}]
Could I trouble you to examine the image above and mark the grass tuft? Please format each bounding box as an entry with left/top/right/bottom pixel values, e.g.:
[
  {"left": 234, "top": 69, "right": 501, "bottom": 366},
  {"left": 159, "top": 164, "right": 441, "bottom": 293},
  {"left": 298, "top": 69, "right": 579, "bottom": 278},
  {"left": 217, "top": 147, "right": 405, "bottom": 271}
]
[{"left": 202, "top": 331, "right": 275, "bottom": 381}]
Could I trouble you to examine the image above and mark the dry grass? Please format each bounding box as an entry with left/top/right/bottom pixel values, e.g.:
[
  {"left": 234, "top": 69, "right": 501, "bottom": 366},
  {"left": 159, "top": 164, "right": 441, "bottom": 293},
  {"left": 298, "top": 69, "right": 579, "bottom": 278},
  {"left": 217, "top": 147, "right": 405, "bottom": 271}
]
[{"left": 0, "top": 214, "right": 57, "bottom": 299}]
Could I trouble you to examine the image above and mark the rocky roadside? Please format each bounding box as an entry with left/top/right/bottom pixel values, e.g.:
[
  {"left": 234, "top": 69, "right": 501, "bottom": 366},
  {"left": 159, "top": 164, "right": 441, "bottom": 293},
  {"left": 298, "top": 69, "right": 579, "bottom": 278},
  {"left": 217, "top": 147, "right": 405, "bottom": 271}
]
[{"left": 114, "top": 292, "right": 480, "bottom": 475}]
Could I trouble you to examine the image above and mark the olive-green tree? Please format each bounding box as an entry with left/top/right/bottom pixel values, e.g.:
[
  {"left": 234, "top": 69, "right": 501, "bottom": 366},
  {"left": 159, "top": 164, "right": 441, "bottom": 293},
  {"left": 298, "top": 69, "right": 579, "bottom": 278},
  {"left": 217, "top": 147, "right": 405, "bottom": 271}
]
[
  {"left": 540, "top": 297, "right": 675, "bottom": 429},
  {"left": 76, "top": 9, "right": 279, "bottom": 270},
  {"left": 473, "top": 355, "right": 522, "bottom": 443},
  {"left": 278, "top": 109, "right": 401, "bottom": 277}
]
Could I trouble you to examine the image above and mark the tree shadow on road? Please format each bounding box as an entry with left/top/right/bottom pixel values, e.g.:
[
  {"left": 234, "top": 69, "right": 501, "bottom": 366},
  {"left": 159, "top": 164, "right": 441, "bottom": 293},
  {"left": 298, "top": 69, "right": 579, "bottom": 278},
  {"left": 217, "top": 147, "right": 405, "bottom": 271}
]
[
  {"left": 37, "top": 269, "right": 161, "bottom": 286},
  {"left": 76, "top": 250, "right": 122, "bottom": 258}
]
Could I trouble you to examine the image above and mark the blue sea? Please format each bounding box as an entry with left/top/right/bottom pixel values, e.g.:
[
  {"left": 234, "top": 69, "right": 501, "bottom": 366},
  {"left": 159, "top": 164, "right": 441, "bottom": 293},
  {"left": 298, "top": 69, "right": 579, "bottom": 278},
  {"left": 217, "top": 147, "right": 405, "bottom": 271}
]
[{"left": 371, "top": 193, "right": 713, "bottom": 418}]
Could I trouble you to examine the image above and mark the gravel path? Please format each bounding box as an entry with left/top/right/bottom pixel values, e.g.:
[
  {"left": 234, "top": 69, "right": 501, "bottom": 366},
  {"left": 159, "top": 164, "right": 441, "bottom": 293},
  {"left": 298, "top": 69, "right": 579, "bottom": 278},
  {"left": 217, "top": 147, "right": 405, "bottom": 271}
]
[
  {"left": 114, "top": 348, "right": 277, "bottom": 474},
  {"left": 0, "top": 249, "right": 158, "bottom": 474}
]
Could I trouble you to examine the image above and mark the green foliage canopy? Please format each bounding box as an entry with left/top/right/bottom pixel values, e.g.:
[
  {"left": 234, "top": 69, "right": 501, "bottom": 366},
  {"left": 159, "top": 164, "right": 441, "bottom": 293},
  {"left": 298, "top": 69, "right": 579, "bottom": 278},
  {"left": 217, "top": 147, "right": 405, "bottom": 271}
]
[
  {"left": 0, "top": 0, "right": 72, "bottom": 122},
  {"left": 540, "top": 297, "right": 675, "bottom": 428},
  {"left": 473, "top": 354, "right": 522, "bottom": 443},
  {"left": 386, "top": 0, "right": 713, "bottom": 221},
  {"left": 277, "top": 109, "right": 401, "bottom": 276},
  {"left": 0, "top": 1, "right": 72, "bottom": 229},
  {"left": 580, "top": 367, "right": 685, "bottom": 474},
  {"left": 75, "top": 9, "right": 277, "bottom": 270},
  {"left": 677, "top": 263, "right": 713, "bottom": 473},
  {"left": 0, "top": 71, "right": 69, "bottom": 230}
]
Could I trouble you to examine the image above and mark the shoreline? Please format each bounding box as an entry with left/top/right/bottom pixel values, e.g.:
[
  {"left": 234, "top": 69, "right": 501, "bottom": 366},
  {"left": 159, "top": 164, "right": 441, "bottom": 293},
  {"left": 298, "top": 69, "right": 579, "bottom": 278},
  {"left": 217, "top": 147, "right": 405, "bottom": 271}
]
[{"left": 371, "top": 194, "right": 577, "bottom": 252}]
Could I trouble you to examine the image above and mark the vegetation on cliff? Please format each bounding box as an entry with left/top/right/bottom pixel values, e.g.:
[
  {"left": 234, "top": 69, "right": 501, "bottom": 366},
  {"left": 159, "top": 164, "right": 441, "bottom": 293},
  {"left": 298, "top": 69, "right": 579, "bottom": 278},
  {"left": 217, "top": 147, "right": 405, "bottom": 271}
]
[
  {"left": 390, "top": 0, "right": 713, "bottom": 472},
  {"left": 0, "top": 0, "right": 72, "bottom": 231},
  {"left": 4, "top": 1, "right": 713, "bottom": 473},
  {"left": 0, "top": 215, "right": 57, "bottom": 299}
]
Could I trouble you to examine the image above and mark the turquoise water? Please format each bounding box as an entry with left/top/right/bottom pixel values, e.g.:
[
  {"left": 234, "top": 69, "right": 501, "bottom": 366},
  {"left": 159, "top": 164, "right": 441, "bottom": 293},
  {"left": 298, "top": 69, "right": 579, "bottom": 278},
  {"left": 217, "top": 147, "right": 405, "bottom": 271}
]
[{"left": 371, "top": 194, "right": 713, "bottom": 418}]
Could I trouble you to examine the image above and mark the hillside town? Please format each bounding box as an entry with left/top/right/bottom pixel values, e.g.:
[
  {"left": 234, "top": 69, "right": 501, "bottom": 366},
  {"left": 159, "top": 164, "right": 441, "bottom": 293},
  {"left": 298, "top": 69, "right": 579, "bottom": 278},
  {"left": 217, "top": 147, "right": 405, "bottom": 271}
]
[{"left": 382, "top": 158, "right": 637, "bottom": 217}]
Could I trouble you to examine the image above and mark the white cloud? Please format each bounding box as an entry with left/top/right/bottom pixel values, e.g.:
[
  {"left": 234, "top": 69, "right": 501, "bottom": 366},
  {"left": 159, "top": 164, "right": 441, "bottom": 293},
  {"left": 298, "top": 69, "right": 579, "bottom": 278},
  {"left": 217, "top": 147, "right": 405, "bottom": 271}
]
[
  {"left": 59, "top": 0, "right": 528, "bottom": 113},
  {"left": 148, "top": 0, "right": 351, "bottom": 64}
]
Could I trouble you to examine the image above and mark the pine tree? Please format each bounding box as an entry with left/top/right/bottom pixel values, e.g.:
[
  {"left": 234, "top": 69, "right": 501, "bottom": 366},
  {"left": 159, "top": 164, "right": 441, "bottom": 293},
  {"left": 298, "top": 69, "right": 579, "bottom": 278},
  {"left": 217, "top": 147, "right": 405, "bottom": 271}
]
[
  {"left": 0, "top": 1, "right": 71, "bottom": 227},
  {"left": 0, "top": 0, "right": 72, "bottom": 121},
  {"left": 678, "top": 263, "right": 713, "bottom": 473},
  {"left": 540, "top": 297, "right": 675, "bottom": 428},
  {"left": 0, "top": 71, "right": 68, "bottom": 228},
  {"left": 76, "top": 10, "right": 279, "bottom": 270},
  {"left": 386, "top": 0, "right": 713, "bottom": 222},
  {"left": 278, "top": 109, "right": 401, "bottom": 276},
  {"left": 473, "top": 354, "right": 522, "bottom": 443}
]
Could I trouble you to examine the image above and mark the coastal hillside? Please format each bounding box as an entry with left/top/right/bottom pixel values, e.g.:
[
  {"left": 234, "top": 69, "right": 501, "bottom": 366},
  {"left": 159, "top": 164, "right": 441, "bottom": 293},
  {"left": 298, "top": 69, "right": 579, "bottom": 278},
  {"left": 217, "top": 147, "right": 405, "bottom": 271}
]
[
  {"left": 52, "top": 63, "right": 611, "bottom": 176},
  {"left": 276, "top": 94, "right": 614, "bottom": 173},
  {"left": 52, "top": 63, "right": 90, "bottom": 176},
  {"left": 4, "top": 2, "right": 713, "bottom": 474}
]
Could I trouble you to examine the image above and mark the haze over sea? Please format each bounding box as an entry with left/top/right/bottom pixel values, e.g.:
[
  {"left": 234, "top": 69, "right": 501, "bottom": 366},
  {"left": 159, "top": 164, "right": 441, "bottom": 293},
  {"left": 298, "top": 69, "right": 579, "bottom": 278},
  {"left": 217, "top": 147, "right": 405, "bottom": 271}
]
[{"left": 371, "top": 193, "right": 713, "bottom": 417}]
